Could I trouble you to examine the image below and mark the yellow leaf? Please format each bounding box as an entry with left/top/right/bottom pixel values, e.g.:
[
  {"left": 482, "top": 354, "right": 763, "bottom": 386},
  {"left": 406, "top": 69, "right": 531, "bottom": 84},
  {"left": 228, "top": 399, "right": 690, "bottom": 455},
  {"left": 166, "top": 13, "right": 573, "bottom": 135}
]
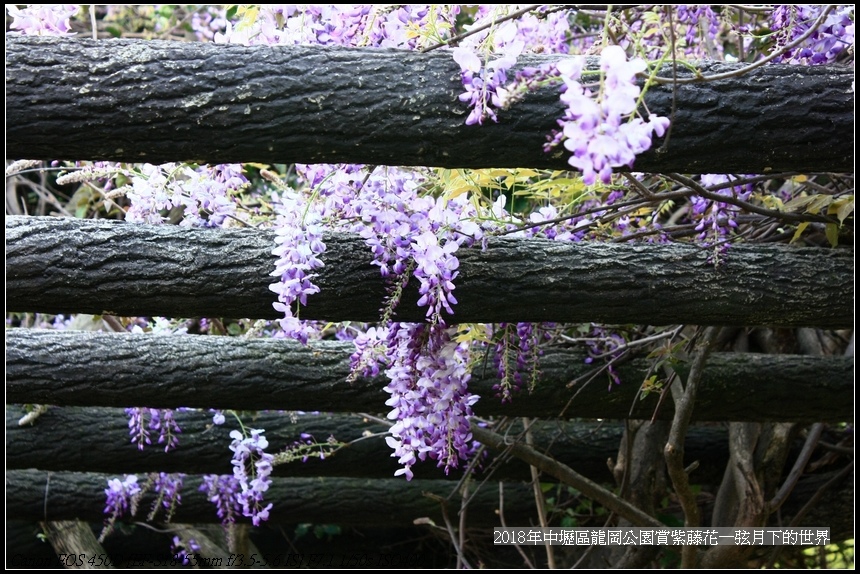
[
  {"left": 790, "top": 221, "right": 809, "bottom": 244},
  {"left": 446, "top": 185, "right": 478, "bottom": 200},
  {"left": 807, "top": 194, "right": 833, "bottom": 214},
  {"left": 825, "top": 223, "right": 839, "bottom": 247},
  {"left": 783, "top": 195, "right": 817, "bottom": 212},
  {"left": 830, "top": 197, "right": 854, "bottom": 224}
]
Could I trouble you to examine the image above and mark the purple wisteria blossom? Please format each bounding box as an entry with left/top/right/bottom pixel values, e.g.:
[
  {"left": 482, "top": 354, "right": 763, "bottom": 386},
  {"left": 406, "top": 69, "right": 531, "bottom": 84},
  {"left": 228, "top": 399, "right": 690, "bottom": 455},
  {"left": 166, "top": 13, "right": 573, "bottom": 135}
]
[
  {"left": 104, "top": 474, "right": 141, "bottom": 518},
  {"left": 212, "top": 5, "right": 458, "bottom": 49},
  {"left": 101, "top": 474, "right": 141, "bottom": 540},
  {"left": 228, "top": 429, "right": 274, "bottom": 526},
  {"left": 172, "top": 535, "right": 202, "bottom": 566},
  {"left": 383, "top": 324, "right": 478, "bottom": 480},
  {"left": 453, "top": 45, "right": 519, "bottom": 125},
  {"left": 200, "top": 474, "right": 243, "bottom": 526},
  {"left": 494, "top": 322, "right": 548, "bottom": 403},
  {"left": 691, "top": 174, "right": 755, "bottom": 262},
  {"left": 349, "top": 325, "right": 389, "bottom": 379},
  {"left": 771, "top": 5, "right": 854, "bottom": 65},
  {"left": 268, "top": 190, "right": 326, "bottom": 345},
  {"left": 555, "top": 46, "right": 669, "bottom": 185},
  {"left": 125, "top": 407, "right": 181, "bottom": 452},
  {"left": 148, "top": 472, "right": 185, "bottom": 522},
  {"left": 125, "top": 163, "right": 245, "bottom": 227},
  {"left": 582, "top": 325, "right": 626, "bottom": 390},
  {"left": 6, "top": 4, "right": 78, "bottom": 36}
]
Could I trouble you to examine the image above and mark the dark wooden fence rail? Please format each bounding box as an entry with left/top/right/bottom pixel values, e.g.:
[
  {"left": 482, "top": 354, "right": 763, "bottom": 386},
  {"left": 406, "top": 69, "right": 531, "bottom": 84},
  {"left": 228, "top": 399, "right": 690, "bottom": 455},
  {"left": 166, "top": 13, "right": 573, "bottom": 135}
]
[
  {"left": 6, "top": 329, "right": 853, "bottom": 422},
  {"left": 6, "top": 467, "right": 850, "bottom": 536},
  {"left": 5, "top": 406, "right": 735, "bottom": 482},
  {"left": 5, "top": 36, "right": 854, "bottom": 173},
  {"left": 6, "top": 216, "right": 853, "bottom": 327},
  {"left": 4, "top": 34, "right": 854, "bottom": 553}
]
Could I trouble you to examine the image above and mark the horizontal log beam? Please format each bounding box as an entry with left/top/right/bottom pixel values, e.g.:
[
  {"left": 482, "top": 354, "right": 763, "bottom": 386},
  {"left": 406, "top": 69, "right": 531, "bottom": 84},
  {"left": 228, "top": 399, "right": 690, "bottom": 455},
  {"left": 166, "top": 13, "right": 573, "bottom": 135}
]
[
  {"left": 5, "top": 36, "right": 854, "bottom": 173},
  {"left": 6, "top": 216, "right": 853, "bottom": 327},
  {"left": 5, "top": 406, "right": 733, "bottom": 483},
  {"left": 6, "top": 329, "right": 853, "bottom": 422},
  {"left": 6, "top": 469, "right": 536, "bottom": 527},
  {"left": 6, "top": 469, "right": 852, "bottom": 538}
]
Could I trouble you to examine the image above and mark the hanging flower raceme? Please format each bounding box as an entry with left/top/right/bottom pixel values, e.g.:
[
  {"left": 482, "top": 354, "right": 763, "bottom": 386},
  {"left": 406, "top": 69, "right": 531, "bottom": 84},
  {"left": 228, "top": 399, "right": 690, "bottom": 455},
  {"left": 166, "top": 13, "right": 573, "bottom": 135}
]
[
  {"left": 383, "top": 323, "right": 478, "bottom": 480},
  {"left": 555, "top": 46, "right": 669, "bottom": 185},
  {"left": 200, "top": 474, "right": 243, "bottom": 526},
  {"left": 228, "top": 429, "right": 274, "bottom": 527},
  {"left": 268, "top": 190, "right": 326, "bottom": 345}
]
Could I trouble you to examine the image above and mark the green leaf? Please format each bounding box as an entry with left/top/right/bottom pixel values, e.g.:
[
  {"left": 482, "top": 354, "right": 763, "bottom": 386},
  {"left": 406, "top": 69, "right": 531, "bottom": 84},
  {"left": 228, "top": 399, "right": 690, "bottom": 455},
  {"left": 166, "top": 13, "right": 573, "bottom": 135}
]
[{"left": 560, "top": 515, "right": 578, "bottom": 528}]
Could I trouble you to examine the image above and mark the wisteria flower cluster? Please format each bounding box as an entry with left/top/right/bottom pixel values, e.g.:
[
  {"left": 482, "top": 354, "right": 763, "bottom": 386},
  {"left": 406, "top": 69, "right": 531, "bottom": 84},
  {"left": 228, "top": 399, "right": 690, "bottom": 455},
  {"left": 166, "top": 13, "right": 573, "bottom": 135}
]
[
  {"left": 771, "top": 5, "right": 855, "bottom": 65},
  {"left": 452, "top": 44, "right": 520, "bottom": 125},
  {"left": 6, "top": 4, "right": 78, "bottom": 36},
  {"left": 692, "top": 173, "right": 755, "bottom": 262},
  {"left": 456, "top": 40, "right": 669, "bottom": 183},
  {"left": 270, "top": 164, "right": 483, "bottom": 479},
  {"left": 124, "top": 163, "right": 246, "bottom": 228},
  {"left": 554, "top": 46, "right": 670, "bottom": 185},
  {"left": 383, "top": 323, "right": 478, "bottom": 479},
  {"left": 228, "top": 429, "right": 274, "bottom": 527},
  {"left": 99, "top": 472, "right": 186, "bottom": 541},
  {"left": 581, "top": 325, "right": 626, "bottom": 390},
  {"left": 101, "top": 474, "right": 141, "bottom": 539},
  {"left": 125, "top": 407, "right": 181, "bottom": 452},
  {"left": 494, "top": 322, "right": 546, "bottom": 403},
  {"left": 268, "top": 189, "right": 326, "bottom": 344},
  {"left": 171, "top": 536, "right": 202, "bottom": 566},
  {"left": 212, "top": 4, "right": 458, "bottom": 50},
  {"left": 147, "top": 472, "right": 185, "bottom": 522},
  {"left": 200, "top": 474, "right": 243, "bottom": 526}
]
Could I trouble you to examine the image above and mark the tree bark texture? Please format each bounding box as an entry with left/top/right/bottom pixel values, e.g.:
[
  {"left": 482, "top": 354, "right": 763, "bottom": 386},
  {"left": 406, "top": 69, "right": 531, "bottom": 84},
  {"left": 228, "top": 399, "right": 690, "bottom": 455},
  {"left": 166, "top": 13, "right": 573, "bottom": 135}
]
[
  {"left": 5, "top": 406, "right": 735, "bottom": 484},
  {"left": 6, "top": 469, "right": 537, "bottom": 528},
  {"left": 6, "top": 216, "right": 853, "bottom": 328},
  {"left": 6, "top": 329, "right": 853, "bottom": 422},
  {"left": 39, "top": 521, "right": 112, "bottom": 570},
  {"left": 5, "top": 36, "right": 854, "bottom": 173}
]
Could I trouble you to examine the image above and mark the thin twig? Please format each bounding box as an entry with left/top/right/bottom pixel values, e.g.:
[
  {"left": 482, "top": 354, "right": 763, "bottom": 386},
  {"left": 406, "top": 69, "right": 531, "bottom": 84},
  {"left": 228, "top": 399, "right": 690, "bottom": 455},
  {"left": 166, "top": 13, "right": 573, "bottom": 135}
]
[
  {"left": 666, "top": 173, "right": 839, "bottom": 225},
  {"left": 472, "top": 423, "right": 664, "bottom": 528},
  {"left": 435, "top": 494, "right": 472, "bottom": 569},
  {"left": 768, "top": 423, "right": 825, "bottom": 512},
  {"left": 787, "top": 461, "right": 854, "bottom": 529},
  {"left": 523, "top": 417, "right": 556, "bottom": 569},
  {"left": 766, "top": 460, "right": 854, "bottom": 568},
  {"left": 420, "top": 5, "right": 542, "bottom": 52},
  {"left": 458, "top": 478, "right": 469, "bottom": 569},
  {"left": 589, "top": 327, "right": 682, "bottom": 360},
  {"left": 498, "top": 482, "right": 537, "bottom": 568},
  {"left": 664, "top": 326, "right": 722, "bottom": 568}
]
